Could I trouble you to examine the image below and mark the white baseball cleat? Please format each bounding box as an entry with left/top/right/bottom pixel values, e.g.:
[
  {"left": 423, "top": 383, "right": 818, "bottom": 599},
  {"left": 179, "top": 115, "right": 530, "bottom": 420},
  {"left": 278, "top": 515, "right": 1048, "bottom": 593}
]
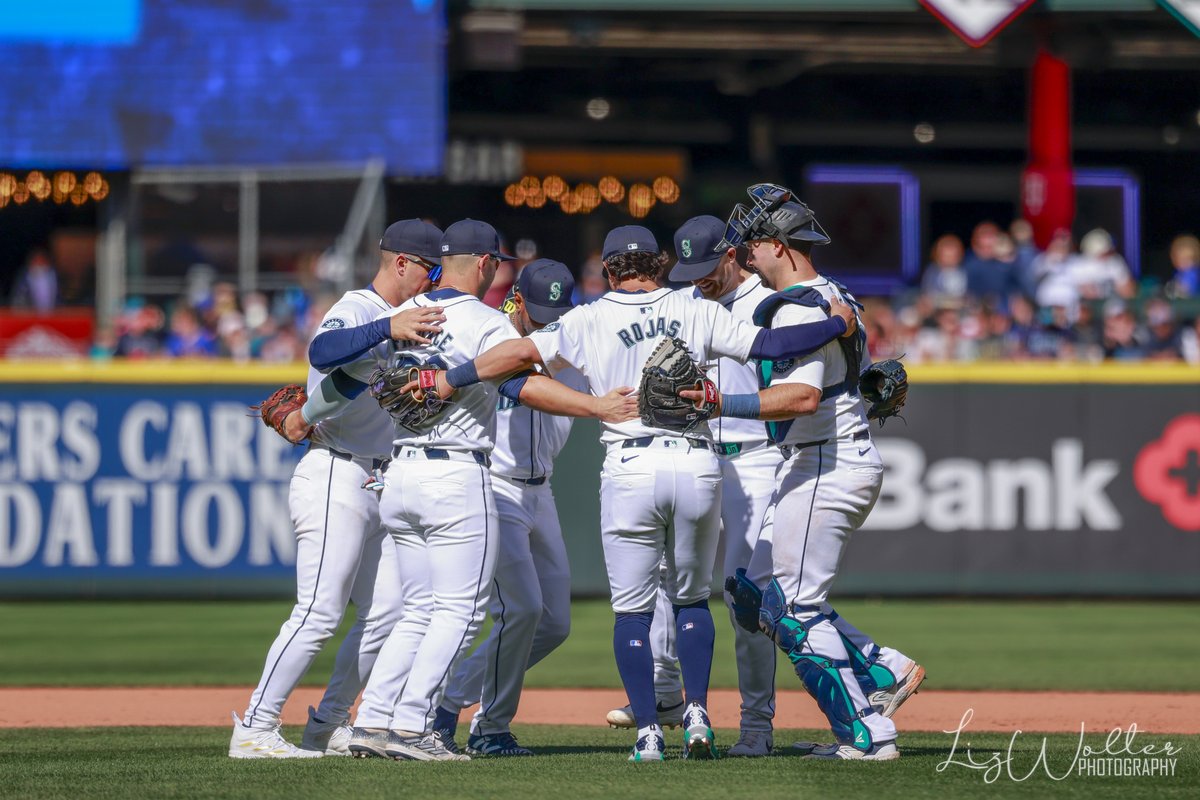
[
  {"left": 606, "top": 691, "right": 686, "bottom": 729},
  {"left": 385, "top": 730, "right": 471, "bottom": 761},
  {"left": 727, "top": 729, "right": 773, "bottom": 757},
  {"left": 869, "top": 659, "right": 926, "bottom": 719},
  {"left": 803, "top": 740, "right": 900, "bottom": 761},
  {"left": 681, "top": 703, "right": 718, "bottom": 760},
  {"left": 628, "top": 724, "right": 666, "bottom": 762},
  {"left": 301, "top": 706, "right": 353, "bottom": 756},
  {"left": 348, "top": 727, "right": 391, "bottom": 759},
  {"left": 228, "top": 712, "right": 322, "bottom": 759}
]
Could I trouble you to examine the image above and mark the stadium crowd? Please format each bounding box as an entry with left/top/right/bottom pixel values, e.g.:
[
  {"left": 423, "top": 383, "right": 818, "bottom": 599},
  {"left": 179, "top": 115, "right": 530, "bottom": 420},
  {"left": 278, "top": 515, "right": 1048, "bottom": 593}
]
[{"left": 9, "top": 221, "right": 1200, "bottom": 365}]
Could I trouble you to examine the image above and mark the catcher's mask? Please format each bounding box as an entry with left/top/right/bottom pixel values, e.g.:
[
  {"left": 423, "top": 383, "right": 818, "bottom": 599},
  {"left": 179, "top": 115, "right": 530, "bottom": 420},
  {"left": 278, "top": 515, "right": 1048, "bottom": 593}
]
[{"left": 717, "top": 183, "right": 831, "bottom": 251}]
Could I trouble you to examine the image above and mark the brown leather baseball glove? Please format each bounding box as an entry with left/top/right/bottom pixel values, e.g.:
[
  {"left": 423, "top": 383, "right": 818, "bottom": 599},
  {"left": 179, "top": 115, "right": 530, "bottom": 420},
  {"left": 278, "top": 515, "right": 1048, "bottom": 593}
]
[{"left": 251, "top": 384, "right": 309, "bottom": 442}]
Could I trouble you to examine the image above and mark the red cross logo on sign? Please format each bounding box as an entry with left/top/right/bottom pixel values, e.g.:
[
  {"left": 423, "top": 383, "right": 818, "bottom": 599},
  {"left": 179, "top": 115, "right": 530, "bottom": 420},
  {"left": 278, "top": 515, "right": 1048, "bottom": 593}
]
[{"left": 919, "top": 0, "right": 1037, "bottom": 48}]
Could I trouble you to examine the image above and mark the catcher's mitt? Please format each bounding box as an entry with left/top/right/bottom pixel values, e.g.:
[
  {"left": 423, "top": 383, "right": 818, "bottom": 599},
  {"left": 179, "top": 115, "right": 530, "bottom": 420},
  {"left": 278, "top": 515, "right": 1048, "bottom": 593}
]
[
  {"left": 638, "top": 337, "right": 719, "bottom": 434},
  {"left": 859, "top": 358, "right": 908, "bottom": 425},
  {"left": 251, "top": 384, "right": 309, "bottom": 442},
  {"left": 369, "top": 364, "right": 448, "bottom": 430}
]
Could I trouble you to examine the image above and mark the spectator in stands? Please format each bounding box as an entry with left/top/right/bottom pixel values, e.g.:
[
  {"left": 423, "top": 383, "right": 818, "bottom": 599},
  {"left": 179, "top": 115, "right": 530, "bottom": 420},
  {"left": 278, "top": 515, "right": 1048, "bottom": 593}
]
[
  {"left": 9, "top": 248, "right": 58, "bottom": 313},
  {"left": 165, "top": 303, "right": 217, "bottom": 358},
  {"left": 1101, "top": 300, "right": 1145, "bottom": 361},
  {"left": 1009, "top": 218, "right": 1042, "bottom": 299},
  {"left": 1181, "top": 316, "right": 1200, "bottom": 365},
  {"left": 573, "top": 253, "right": 609, "bottom": 304},
  {"left": 920, "top": 233, "right": 968, "bottom": 301},
  {"left": 1026, "top": 298, "right": 1077, "bottom": 361},
  {"left": 1072, "top": 228, "right": 1134, "bottom": 301},
  {"left": 1033, "top": 228, "right": 1080, "bottom": 311},
  {"left": 115, "top": 303, "right": 165, "bottom": 358},
  {"left": 1142, "top": 299, "right": 1184, "bottom": 361},
  {"left": 1168, "top": 234, "right": 1200, "bottom": 298},
  {"left": 963, "top": 221, "right": 1015, "bottom": 300},
  {"left": 1070, "top": 300, "right": 1104, "bottom": 362}
]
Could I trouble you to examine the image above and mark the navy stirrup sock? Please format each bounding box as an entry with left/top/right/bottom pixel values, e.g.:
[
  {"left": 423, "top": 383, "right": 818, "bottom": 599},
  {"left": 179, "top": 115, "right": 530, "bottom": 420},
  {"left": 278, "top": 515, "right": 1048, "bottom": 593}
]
[
  {"left": 673, "top": 600, "right": 715, "bottom": 709},
  {"left": 613, "top": 611, "right": 657, "bottom": 729}
]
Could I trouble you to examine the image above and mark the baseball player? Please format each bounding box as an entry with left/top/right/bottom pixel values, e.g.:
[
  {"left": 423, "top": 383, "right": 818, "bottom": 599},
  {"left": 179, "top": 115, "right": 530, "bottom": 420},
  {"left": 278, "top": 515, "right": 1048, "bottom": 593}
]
[
  {"left": 605, "top": 215, "right": 782, "bottom": 756},
  {"left": 690, "top": 183, "right": 923, "bottom": 760},
  {"left": 230, "top": 219, "right": 447, "bottom": 758},
  {"left": 343, "top": 220, "right": 638, "bottom": 762},
  {"left": 417, "top": 224, "right": 857, "bottom": 761},
  {"left": 430, "top": 260, "right": 585, "bottom": 757}
]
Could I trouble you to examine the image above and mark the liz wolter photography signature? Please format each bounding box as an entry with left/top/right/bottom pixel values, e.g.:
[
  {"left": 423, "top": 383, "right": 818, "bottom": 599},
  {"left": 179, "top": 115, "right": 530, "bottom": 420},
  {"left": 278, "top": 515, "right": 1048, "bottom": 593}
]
[{"left": 937, "top": 709, "right": 1183, "bottom": 783}]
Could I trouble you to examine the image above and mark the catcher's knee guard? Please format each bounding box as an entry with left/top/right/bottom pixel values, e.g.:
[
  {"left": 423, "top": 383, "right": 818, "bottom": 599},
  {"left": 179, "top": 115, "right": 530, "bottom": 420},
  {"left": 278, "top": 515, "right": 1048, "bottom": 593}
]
[{"left": 724, "top": 568, "right": 764, "bottom": 634}]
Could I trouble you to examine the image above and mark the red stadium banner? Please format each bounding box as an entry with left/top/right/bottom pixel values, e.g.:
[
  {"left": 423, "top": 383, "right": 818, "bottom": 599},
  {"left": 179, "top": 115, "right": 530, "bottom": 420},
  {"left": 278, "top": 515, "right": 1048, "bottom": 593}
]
[
  {"left": 0, "top": 310, "right": 94, "bottom": 358},
  {"left": 919, "top": 0, "right": 1036, "bottom": 48},
  {"left": 1022, "top": 50, "right": 1076, "bottom": 250}
]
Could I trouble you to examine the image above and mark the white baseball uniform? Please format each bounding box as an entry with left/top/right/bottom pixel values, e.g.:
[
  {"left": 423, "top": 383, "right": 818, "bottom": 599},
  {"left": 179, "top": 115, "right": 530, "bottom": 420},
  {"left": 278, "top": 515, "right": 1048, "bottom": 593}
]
[
  {"left": 241, "top": 288, "right": 404, "bottom": 731},
  {"left": 745, "top": 276, "right": 897, "bottom": 746},
  {"left": 353, "top": 288, "right": 518, "bottom": 734},
  {"left": 528, "top": 287, "right": 761, "bottom": 614},
  {"left": 644, "top": 275, "right": 782, "bottom": 730},
  {"left": 439, "top": 367, "right": 585, "bottom": 735}
]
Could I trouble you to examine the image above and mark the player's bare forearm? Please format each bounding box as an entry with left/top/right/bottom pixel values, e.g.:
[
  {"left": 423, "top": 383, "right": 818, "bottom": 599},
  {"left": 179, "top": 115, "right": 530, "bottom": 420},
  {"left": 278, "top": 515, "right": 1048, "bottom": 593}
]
[
  {"left": 518, "top": 375, "right": 637, "bottom": 423},
  {"left": 756, "top": 384, "right": 820, "bottom": 419},
  {"left": 680, "top": 383, "right": 819, "bottom": 420},
  {"left": 475, "top": 337, "right": 544, "bottom": 381}
]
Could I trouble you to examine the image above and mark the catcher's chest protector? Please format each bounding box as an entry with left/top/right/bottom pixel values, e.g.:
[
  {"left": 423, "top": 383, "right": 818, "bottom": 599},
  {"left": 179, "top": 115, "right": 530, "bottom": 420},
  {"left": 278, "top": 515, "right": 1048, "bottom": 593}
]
[{"left": 752, "top": 286, "right": 865, "bottom": 398}]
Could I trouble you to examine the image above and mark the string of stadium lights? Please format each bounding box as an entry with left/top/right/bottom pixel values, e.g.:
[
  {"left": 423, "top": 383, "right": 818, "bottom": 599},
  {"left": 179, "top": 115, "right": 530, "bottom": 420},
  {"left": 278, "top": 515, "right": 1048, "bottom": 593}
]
[
  {"left": 0, "top": 170, "right": 110, "bottom": 208},
  {"left": 504, "top": 175, "right": 681, "bottom": 218}
]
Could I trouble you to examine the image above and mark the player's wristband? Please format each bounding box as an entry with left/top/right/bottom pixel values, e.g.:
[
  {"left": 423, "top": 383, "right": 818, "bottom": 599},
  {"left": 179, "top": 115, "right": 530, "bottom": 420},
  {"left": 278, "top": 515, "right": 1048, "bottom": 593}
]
[
  {"left": 446, "top": 361, "right": 480, "bottom": 388},
  {"left": 722, "top": 393, "right": 761, "bottom": 419}
]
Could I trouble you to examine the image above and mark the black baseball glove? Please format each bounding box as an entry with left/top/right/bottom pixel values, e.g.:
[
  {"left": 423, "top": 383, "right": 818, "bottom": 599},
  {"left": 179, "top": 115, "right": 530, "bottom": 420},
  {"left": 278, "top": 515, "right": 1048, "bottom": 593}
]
[
  {"left": 638, "top": 337, "right": 719, "bottom": 434},
  {"left": 369, "top": 365, "right": 448, "bottom": 431},
  {"left": 859, "top": 358, "right": 908, "bottom": 425}
]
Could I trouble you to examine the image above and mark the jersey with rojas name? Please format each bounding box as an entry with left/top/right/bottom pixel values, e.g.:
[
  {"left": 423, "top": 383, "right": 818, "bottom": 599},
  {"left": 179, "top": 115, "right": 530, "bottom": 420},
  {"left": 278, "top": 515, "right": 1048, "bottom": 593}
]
[
  {"left": 349, "top": 288, "right": 521, "bottom": 453},
  {"left": 762, "top": 277, "right": 871, "bottom": 445},
  {"left": 306, "top": 288, "right": 396, "bottom": 461},
  {"left": 694, "top": 274, "right": 774, "bottom": 447},
  {"left": 529, "top": 287, "right": 759, "bottom": 446},
  {"left": 491, "top": 366, "right": 586, "bottom": 481}
]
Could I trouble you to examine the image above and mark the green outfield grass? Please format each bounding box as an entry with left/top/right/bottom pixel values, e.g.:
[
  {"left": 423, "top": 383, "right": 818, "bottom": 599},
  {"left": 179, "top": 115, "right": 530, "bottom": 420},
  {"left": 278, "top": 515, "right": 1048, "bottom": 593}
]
[
  {"left": 0, "top": 725, "right": 1193, "bottom": 800},
  {"left": 1, "top": 599, "right": 1198, "bottom": 691}
]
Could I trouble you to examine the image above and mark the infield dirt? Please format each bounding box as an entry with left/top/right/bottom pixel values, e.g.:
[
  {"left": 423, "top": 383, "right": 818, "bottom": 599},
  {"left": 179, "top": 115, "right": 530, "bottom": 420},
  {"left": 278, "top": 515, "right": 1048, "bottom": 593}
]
[{"left": 3, "top": 687, "right": 1197, "bottom": 734}]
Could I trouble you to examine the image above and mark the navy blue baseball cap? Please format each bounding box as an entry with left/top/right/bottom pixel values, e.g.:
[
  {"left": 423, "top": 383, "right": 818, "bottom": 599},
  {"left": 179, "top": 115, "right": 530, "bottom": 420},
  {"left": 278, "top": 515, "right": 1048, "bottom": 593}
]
[
  {"left": 380, "top": 219, "right": 443, "bottom": 264},
  {"left": 669, "top": 215, "right": 730, "bottom": 282},
  {"left": 602, "top": 225, "right": 660, "bottom": 262},
  {"left": 517, "top": 259, "right": 575, "bottom": 324},
  {"left": 439, "top": 219, "right": 517, "bottom": 261}
]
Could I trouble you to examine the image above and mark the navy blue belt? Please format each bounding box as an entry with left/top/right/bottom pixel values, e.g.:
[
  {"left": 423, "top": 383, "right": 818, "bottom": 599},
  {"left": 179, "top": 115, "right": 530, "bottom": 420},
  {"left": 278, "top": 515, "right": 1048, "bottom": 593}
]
[
  {"left": 311, "top": 443, "right": 388, "bottom": 471},
  {"left": 392, "top": 445, "right": 491, "bottom": 468},
  {"left": 509, "top": 476, "right": 547, "bottom": 486},
  {"left": 779, "top": 430, "right": 869, "bottom": 460},
  {"left": 622, "top": 435, "right": 714, "bottom": 453}
]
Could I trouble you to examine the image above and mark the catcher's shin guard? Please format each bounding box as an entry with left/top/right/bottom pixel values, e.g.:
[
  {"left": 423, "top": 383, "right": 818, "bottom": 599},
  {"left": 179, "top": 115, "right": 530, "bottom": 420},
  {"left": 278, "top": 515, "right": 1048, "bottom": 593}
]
[{"left": 760, "top": 581, "right": 874, "bottom": 752}]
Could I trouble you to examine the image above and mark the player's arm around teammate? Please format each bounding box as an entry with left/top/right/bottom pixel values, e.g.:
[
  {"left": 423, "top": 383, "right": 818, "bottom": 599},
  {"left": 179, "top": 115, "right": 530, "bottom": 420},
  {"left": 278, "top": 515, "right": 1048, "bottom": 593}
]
[{"left": 231, "top": 220, "right": 444, "bottom": 760}]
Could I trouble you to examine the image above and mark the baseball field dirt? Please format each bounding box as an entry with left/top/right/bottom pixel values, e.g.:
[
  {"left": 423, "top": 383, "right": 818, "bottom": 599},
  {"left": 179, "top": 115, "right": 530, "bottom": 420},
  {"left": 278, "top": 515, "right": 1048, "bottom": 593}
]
[{"left": 3, "top": 687, "right": 1198, "bottom": 733}]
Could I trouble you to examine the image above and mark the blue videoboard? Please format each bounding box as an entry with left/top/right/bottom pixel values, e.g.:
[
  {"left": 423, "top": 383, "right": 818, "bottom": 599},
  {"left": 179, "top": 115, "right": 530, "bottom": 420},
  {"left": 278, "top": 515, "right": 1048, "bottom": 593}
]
[{"left": 0, "top": 1, "right": 444, "bottom": 172}]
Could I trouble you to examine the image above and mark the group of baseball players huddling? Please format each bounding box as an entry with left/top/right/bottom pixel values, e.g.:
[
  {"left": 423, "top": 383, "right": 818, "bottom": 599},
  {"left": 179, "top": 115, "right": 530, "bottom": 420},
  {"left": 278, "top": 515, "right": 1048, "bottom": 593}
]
[{"left": 229, "top": 182, "right": 918, "bottom": 765}]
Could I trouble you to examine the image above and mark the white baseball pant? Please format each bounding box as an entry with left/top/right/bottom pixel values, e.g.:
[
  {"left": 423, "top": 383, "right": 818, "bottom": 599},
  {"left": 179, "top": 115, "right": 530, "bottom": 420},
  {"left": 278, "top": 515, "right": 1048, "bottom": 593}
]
[
  {"left": 747, "top": 437, "right": 896, "bottom": 744},
  {"left": 600, "top": 441, "right": 722, "bottom": 612},
  {"left": 355, "top": 450, "right": 498, "bottom": 733},
  {"left": 440, "top": 476, "right": 572, "bottom": 735},
  {"left": 242, "top": 446, "right": 403, "bottom": 729},
  {"left": 645, "top": 444, "right": 782, "bottom": 728}
]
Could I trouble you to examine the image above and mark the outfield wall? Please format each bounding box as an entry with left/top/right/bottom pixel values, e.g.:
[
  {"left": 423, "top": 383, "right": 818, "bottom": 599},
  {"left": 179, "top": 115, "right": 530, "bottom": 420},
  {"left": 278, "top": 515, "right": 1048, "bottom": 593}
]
[{"left": 0, "top": 361, "right": 1197, "bottom": 597}]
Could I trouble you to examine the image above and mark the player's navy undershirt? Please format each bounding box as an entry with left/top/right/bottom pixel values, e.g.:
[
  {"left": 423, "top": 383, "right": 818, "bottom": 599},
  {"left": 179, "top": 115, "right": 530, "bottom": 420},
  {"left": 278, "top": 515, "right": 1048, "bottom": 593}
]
[
  {"left": 748, "top": 315, "right": 846, "bottom": 361},
  {"left": 309, "top": 317, "right": 392, "bottom": 372}
]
